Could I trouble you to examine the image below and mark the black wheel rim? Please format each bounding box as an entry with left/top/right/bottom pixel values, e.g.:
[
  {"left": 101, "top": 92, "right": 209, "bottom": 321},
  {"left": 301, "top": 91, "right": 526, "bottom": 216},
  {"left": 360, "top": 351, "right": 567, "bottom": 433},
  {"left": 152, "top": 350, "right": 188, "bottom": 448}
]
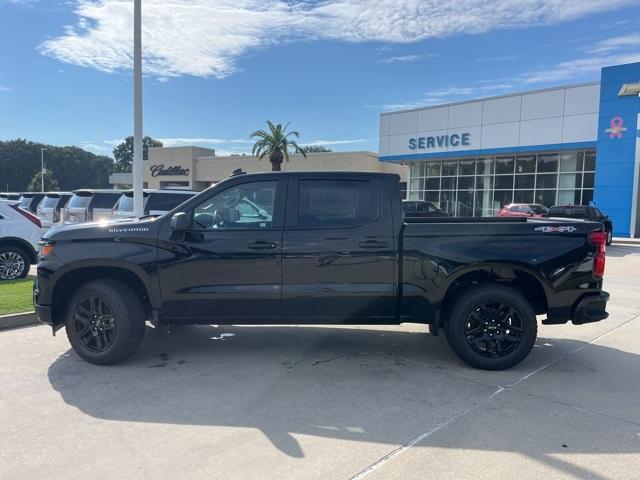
[
  {"left": 73, "top": 296, "right": 117, "bottom": 352},
  {"left": 464, "top": 303, "right": 523, "bottom": 358}
]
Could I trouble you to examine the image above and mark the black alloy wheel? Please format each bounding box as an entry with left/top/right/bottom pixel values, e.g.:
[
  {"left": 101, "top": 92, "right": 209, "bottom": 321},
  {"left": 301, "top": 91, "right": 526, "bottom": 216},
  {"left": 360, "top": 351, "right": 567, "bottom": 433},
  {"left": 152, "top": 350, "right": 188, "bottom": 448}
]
[
  {"left": 463, "top": 303, "right": 523, "bottom": 358},
  {"left": 72, "top": 296, "right": 117, "bottom": 352}
]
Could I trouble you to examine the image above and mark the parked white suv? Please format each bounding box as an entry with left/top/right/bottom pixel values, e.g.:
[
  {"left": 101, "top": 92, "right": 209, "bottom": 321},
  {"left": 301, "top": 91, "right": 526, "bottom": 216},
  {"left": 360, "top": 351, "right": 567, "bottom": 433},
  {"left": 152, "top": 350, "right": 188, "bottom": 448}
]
[{"left": 0, "top": 200, "right": 43, "bottom": 280}]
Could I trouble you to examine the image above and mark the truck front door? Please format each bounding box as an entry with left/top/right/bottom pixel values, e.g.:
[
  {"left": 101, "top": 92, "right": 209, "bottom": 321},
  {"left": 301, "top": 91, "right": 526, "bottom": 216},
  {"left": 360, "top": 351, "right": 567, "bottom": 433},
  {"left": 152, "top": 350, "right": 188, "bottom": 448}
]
[
  {"left": 157, "top": 179, "right": 286, "bottom": 321},
  {"left": 281, "top": 176, "right": 396, "bottom": 322}
]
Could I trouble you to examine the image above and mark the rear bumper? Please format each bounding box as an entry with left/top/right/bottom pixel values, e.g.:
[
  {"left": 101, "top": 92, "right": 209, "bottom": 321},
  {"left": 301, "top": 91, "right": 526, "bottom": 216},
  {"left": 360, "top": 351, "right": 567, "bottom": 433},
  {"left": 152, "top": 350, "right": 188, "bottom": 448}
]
[{"left": 571, "top": 291, "right": 610, "bottom": 325}]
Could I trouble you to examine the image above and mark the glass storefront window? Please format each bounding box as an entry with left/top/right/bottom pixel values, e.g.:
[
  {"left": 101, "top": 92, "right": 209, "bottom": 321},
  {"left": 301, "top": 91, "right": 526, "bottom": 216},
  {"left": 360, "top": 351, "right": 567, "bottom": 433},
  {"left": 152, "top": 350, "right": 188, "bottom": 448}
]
[
  {"left": 426, "top": 161, "right": 441, "bottom": 177},
  {"left": 557, "top": 190, "right": 581, "bottom": 205},
  {"left": 515, "top": 175, "right": 535, "bottom": 189},
  {"left": 495, "top": 156, "right": 515, "bottom": 174},
  {"left": 495, "top": 175, "right": 514, "bottom": 190},
  {"left": 426, "top": 178, "right": 440, "bottom": 190},
  {"left": 537, "top": 153, "right": 559, "bottom": 173},
  {"left": 459, "top": 160, "right": 476, "bottom": 176},
  {"left": 457, "top": 176, "right": 474, "bottom": 190},
  {"left": 560, "top": 152, "right": 583, "bottom": 172},
  {"left": 583, "top": 172, "right": 595, "bottom": 189},
  {"left": 584, "top": 152, "right": 596, "bottom": 171},
  {"left": 476, "top": 158, "right": 494, "bottom": 175},
  {"left": 559, "top": 172, "right": 581, "bottom": 189},
  {"left": 405, "top": 149, "right": 596, "bottom": 217},
  {"left": 536, "top": 173, "right": 557, "bottom": 189},
  {"left": 441, "top": 177, "right": 456, "bottom": 189},
  {"left": 516, "top": 155, "right": 536, "bottom": 173},
  {"left": 535, "top": 190, "right": 556, "bottom": 206},
  {"left": 442, "top": 161, "right": 458, "bottom": 176},
  {"left": 514, "top": 190, "right": 534, "bottom": 203}
]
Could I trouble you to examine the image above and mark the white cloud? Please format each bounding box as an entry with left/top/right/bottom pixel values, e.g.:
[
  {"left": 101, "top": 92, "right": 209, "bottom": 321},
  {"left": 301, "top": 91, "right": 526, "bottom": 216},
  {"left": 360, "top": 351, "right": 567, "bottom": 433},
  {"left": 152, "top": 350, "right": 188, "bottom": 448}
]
[
  {"left": 523, "top": 34, "right": 640, "bottom": 84},
  {"left": 377, "top": 54, "right": 421, "bottom": 64},
  {"left": 0, "top": 85, "right": 11, "bottom": 92},
  {"left": 39, "top": 0, "right": 636, "bottom": 78}
]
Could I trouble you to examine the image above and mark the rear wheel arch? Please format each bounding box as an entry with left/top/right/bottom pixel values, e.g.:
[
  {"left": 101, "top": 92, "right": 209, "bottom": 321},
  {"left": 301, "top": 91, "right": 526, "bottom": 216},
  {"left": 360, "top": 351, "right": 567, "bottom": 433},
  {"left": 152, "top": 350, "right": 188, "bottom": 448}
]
[{"left": 439, "top": 266, "right": 548, "bottom": 325}]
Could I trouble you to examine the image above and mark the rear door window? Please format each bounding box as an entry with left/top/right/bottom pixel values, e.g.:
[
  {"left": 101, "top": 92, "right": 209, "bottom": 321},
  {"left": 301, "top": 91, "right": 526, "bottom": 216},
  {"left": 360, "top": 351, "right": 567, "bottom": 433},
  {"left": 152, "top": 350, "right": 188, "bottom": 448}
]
[{"left": 298, "top": 179, "right": 375, "bottom": 228}]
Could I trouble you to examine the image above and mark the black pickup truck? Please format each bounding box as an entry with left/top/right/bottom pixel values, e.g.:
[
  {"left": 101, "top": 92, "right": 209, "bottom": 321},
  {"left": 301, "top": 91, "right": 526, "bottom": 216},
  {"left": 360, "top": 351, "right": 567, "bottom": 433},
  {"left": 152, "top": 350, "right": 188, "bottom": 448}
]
[{"left": 34, "top": 172, "right": 609, "bottom": 369}]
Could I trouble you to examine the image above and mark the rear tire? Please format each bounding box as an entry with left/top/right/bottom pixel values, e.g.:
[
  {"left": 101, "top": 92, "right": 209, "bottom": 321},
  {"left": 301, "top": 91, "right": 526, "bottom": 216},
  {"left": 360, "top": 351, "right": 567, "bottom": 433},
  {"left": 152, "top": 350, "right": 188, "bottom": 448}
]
[
  {"left": 65, "top": 280, "right": 146, "bottom": 365},
  {"left": 0, "top": 246, "right": 30, "bottom": 280},
  {"left": 445, "top": 284, "right": 537, "bottom": 370}
]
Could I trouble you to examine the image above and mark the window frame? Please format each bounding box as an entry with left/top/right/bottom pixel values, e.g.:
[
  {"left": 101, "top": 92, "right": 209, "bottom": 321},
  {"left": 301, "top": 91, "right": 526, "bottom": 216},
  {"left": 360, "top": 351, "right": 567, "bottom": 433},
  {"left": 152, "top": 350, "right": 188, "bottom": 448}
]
[{"left": 286, "top": 177, "right": 380, "bottom": 230}]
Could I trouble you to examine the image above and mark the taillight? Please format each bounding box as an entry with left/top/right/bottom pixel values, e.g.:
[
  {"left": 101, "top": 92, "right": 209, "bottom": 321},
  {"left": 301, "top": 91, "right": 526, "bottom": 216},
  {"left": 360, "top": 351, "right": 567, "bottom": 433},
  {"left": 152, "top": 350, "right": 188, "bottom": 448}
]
[
  {"left": 11, "top": 204, "right": 42, "bottom": 228},
  {"left": 588, "top": 230, "right": 607, "bottom": 278}
]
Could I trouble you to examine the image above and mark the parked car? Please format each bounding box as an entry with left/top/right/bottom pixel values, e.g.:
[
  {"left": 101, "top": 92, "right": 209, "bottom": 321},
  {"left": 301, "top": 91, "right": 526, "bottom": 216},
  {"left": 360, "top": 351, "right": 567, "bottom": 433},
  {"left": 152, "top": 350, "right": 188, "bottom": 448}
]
[
  {"left": 0, "top": 200, "right": 42, "bottom": 280},
  {"left": 63, "top": 189, "right": 123, "bottom": 225},
  {"left": 112, "top": 189, "right": 197, "bottom": 220},
  {"left": 35, "top": 172, "right": 609, "bottom": 369},
  {"left": 37, "top": 192, "right": 73, "bottom": 228},
  {"left": 497, "top": 203, "right": 549, "bottom": 218},
  {"left": 18, "top": 192, "right": 46, "bottom": 214},
  {"left": 548, "top": 205, "right": 613, "bottom": 245},
  {"left": 402, "top": 200, "right": 450, "bottom": 217},
  {"left": 0, "top": 193, "right": 23, "bottom": 201}
]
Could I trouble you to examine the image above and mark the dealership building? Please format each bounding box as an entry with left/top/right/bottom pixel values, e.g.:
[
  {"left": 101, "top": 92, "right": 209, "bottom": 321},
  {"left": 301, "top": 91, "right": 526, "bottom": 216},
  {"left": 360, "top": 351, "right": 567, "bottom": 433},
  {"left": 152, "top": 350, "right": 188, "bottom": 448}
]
[
  {"left": 379, "top": 62, "right": 640, "bottom": 237},
  {"left": 139, "top": 147, "right": 407, "bottom": 191}
]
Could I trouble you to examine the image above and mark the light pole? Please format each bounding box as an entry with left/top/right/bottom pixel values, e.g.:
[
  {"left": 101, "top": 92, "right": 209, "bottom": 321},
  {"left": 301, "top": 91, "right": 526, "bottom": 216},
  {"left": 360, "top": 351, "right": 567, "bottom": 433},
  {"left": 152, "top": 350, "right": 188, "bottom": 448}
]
[
  {"left": 40, "top": 147, "right": 47, "bottom": 192},
  {"left": 132, "top": 0, "right": 144, "bottom": 218}
]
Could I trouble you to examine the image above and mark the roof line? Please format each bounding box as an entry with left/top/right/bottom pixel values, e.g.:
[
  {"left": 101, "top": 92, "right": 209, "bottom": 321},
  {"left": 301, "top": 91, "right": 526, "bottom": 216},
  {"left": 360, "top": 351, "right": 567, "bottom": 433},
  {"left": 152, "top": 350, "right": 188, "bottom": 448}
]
[{"left": 380, "top": 81, "right": 600, "bottom": 116}]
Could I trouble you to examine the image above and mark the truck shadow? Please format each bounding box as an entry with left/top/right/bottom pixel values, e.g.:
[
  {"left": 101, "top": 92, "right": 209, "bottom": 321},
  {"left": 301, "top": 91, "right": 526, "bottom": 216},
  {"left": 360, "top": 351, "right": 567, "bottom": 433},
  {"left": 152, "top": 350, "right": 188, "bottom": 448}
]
[{"left": 48, "top": 324, "right": 640, "bottom": 478}]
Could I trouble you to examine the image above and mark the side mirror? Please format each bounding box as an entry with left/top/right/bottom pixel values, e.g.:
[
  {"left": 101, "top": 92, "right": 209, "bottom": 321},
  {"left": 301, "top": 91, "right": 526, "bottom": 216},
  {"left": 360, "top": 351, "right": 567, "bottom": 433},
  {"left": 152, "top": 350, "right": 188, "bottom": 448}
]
[{"left": 170, "top": 212, "right": 190, "bottom": 231}]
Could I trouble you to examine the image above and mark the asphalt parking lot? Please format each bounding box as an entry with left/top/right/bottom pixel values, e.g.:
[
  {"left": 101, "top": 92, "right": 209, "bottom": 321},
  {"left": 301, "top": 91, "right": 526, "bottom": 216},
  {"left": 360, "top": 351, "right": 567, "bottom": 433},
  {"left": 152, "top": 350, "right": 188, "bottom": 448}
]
[{"left": 2, "top": 245, "right": 640, "bottom": 480}]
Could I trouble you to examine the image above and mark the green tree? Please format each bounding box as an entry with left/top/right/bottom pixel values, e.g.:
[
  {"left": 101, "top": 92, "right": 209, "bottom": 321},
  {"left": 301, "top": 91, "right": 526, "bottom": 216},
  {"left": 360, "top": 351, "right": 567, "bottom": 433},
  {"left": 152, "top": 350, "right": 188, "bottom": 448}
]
[
  {"left": 27, "top": 170, "right": 60, "bottom": 192},
  {"left": 250, "top": 121, "right": 306, "bottom": 171},
  {"left": 112, "top": 136, "right": 163, "bottom": 173},
  {"left": 0, "top": 139, "right": 114, "bottom": 191},
  {"left": 302, "top": 145, "right": 332, "bottom": 153}
]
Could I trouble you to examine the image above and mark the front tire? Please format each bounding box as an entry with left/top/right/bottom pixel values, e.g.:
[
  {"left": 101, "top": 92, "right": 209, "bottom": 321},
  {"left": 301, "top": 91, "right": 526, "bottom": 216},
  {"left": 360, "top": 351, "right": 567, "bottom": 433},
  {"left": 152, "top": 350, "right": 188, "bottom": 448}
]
[
  {"left": 445, "top": 284, "right": 537, "bottom": 370},
  {"left": 606, "top": 230, "right": 613, "bottom": 246},
  {"left": 0, "top": 246, "right": 30, "bottom": 280},
  {"left": 65, "top": 280, "right": 146, "bottom": 365}
]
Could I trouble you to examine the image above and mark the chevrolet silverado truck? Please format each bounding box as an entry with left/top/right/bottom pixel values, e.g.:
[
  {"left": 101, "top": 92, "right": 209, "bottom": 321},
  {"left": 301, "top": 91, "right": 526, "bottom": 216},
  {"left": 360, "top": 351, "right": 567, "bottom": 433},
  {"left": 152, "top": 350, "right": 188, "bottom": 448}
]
[{"left": 34, "top": 171, "right": 610, "bottom": 370}]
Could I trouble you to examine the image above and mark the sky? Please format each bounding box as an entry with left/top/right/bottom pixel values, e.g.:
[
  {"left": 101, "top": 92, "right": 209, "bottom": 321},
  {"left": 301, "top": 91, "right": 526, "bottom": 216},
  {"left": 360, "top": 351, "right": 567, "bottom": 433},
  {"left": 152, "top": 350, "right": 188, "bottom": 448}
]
[{"left": 1, "top": 0, "right": 640, "bottom": 157}]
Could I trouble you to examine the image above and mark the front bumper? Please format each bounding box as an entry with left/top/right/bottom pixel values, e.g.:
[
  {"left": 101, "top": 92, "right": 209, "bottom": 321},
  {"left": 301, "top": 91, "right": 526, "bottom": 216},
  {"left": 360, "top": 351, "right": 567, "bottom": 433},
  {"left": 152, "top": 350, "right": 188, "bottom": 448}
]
[
  {"left": 33, "top": 278, "right": 53, "bottom": 326},
  {"left": 572, "top": 291, "right": 610, "bottom": 325}
]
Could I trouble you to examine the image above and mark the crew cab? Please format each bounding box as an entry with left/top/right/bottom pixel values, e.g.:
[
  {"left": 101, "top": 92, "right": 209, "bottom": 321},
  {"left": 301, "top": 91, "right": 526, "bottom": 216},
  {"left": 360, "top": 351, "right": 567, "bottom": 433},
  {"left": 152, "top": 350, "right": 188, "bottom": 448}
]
[{"left": 35, "top": 172, "right": 610, "bottom": 370}]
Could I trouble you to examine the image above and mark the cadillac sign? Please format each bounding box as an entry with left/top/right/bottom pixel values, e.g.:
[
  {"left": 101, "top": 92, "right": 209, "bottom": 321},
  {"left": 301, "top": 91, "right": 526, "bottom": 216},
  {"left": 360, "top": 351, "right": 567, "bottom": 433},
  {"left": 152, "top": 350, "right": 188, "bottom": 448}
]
[{"left": 150, "top": 164, "right": 190, "bottom": 177}]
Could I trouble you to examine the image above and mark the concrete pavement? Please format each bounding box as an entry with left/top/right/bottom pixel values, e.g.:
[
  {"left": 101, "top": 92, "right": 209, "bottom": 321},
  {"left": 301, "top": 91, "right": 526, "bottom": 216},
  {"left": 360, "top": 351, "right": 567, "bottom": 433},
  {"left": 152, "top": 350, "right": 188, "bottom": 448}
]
[{"left": 1, "top": 244, "right": 640, "bottom": 480}]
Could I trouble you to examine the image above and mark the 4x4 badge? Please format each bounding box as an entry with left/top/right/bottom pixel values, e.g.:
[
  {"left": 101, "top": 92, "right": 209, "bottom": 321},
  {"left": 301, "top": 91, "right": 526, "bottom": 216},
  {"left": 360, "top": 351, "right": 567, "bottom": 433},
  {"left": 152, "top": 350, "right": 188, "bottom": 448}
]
[{"left": 535, "top": 226, "right": 577, "bottom": 233}]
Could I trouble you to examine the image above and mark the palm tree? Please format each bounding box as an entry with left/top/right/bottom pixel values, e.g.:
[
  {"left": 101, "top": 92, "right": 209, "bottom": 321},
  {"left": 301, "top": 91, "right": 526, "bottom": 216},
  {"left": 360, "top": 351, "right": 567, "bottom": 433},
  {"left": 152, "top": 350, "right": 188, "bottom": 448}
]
[{"left": 250, "top": 121, "right": 307, "bottom": 171}]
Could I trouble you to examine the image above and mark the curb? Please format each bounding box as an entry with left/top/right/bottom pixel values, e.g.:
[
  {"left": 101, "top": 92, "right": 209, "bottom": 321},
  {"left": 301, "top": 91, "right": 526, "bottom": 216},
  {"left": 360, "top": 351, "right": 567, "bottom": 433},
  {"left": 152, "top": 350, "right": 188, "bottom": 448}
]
[
  {"left": 612, "top": 241, "right": 640, "bottom": 247},
  {"left": 0, "top": 311, "right": 39, "bottom": 331}
]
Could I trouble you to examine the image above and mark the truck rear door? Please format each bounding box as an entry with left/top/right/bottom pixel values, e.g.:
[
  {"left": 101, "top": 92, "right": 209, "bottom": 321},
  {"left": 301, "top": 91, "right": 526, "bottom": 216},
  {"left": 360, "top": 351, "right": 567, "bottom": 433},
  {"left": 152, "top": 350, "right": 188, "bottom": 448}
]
[{"left": 281, "top": 175, "right": 397, "bottom": 321}]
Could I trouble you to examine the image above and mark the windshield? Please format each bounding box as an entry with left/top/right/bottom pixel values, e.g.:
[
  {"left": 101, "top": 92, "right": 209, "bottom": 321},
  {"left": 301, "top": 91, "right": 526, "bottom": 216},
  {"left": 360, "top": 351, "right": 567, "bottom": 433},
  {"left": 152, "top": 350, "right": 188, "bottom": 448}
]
[
  {"left": 67, "top": 194, "right": 92, "bottom": 208},
  {"left": 116, "top": 194, "right": 135, "bottom": 212},
  {"left": 41, "top": 196, "right": 59, "bottom": 208}
]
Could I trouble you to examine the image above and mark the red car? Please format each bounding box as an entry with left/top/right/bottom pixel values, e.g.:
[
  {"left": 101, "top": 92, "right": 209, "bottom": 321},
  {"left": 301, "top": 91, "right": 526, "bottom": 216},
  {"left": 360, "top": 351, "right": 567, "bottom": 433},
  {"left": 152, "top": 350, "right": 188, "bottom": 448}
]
[{"left": 497, "top": 203, "right": 549, "bottom": 218}]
